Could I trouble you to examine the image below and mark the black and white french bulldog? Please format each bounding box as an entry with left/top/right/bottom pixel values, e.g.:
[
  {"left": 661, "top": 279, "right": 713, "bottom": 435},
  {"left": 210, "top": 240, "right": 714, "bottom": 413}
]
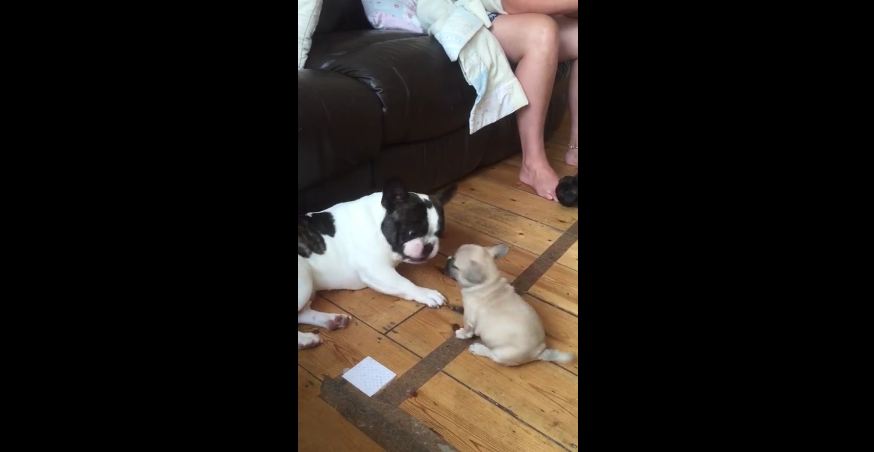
[{"left": 297, "top": 180, "right": 456, "bottom": 349}]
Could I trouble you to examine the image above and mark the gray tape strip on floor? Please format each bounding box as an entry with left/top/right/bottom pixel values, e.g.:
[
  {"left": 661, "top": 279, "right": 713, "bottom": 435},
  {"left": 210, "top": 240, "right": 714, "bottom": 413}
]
[
  {"left": 512, "top": 221, "right": 578, "bottom": 293},
  {"left": 375, "top": 337, "right": 471, "bottom": 407},
  {"left": 320, "top": 376, "right": 457, "bottom": 452}
]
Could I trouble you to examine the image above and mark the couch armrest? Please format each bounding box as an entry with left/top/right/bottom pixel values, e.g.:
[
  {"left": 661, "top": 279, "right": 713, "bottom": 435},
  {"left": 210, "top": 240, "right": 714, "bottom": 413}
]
[{"left": 298, "top": 69, "right": 384, "bottom": 191}]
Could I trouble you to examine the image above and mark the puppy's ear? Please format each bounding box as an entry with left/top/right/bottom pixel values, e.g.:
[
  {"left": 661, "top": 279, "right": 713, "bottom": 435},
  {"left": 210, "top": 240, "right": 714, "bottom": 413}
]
[
  {"left": 464, "top": 262, "right": 485, "bottom": 285},
  {"left": 431, "top": 184, "right": 457, "bottom": 206},
  {"left": 488, "top": 244, "right": 509, "bottom": 259},
  {"left": 381, "top": 179, "right": 408, "bottom": 212}
]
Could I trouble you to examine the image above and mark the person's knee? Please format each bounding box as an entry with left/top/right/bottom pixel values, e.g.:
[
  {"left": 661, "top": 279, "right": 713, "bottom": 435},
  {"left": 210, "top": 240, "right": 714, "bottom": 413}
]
[
  {"left": 565, "top": 21, "right": 578, "bottom": 44},
  {"left": 527, "top": 15, "right": 559, "bottom": 54},
  {"left": 562, "top": 20, "right": 579, "bottom": 56}
]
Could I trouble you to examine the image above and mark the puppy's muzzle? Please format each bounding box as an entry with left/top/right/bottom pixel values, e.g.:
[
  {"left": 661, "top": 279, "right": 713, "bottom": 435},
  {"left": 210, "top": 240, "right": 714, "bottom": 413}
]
[{"left": 443, "top": 256, "right": 455, "bottom": 277}]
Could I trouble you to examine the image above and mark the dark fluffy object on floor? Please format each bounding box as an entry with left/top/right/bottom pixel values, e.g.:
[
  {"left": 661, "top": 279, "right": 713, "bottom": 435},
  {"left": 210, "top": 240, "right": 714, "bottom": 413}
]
[{"left": 556, "top": 173, "right": 578, "bottom": 207}]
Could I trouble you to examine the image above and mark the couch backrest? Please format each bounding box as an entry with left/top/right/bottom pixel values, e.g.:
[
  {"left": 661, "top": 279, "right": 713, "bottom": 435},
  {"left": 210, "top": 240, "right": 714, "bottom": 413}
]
[{"left": 315, "top": 0, "right": 372, "bottom": 34}]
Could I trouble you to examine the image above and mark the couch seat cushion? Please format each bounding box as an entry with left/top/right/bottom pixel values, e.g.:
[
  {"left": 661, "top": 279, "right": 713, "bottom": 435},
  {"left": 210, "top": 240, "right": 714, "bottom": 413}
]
[{"left": 307, "top": 30, "right": 476, "bottom": 145}]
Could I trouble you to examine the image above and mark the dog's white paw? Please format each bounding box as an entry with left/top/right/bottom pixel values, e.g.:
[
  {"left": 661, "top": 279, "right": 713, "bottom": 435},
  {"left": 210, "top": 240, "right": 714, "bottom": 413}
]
[
  {"left": 298, "top": 332, "right": 322, "bottom": 349},
  {"left": 455, "top": 328, "right": 473, "bottom": 340},
  {"left": 413, "top": 288, "right": 446, "bottom": 308},
  {"left": 326, "top": 313, "right": 351, "bottom": 330}
]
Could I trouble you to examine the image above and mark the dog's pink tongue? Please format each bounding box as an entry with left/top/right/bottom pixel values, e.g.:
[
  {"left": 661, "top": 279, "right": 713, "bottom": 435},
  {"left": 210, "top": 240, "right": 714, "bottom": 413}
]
[{"left": 403, "top": 239, "right": 424, "bottom": 258}]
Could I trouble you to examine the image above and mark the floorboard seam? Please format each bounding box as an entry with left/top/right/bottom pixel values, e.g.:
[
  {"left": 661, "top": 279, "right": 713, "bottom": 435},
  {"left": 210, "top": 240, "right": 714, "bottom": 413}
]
[
  {"left": 386, "top": 305, "right": 424, "bottom": 334},
  {"left": 525, "top": 292, "right": 579, "bottom": 317},
  {"left": 453, "top": 192, "right": 567, "bottom": 235},
  {"left": 513, "top": 222, "right": 579, "bottom": 294},
  {"left": 439, "top": 370, "right": 574, "bottom": 452}
]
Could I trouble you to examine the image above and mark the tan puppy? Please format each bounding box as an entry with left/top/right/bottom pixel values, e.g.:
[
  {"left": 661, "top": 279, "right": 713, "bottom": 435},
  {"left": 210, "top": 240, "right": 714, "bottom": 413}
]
[{"left": 445, "top": 243, "right": 574, "bottom": 366}]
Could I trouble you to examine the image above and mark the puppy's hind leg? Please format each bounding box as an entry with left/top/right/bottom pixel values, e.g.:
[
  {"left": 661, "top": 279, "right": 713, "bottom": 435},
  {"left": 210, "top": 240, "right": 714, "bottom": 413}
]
[
  {"left": 469, "top": 343, "right": 528, "bottom": 366},
  {"left": 468, "top": 342, "right": 493, "bottom": 358}
]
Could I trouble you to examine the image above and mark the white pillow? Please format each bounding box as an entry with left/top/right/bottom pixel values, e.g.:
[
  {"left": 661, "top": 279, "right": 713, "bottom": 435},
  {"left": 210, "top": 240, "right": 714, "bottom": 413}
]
[
  {"left": 298, "top": 0, "right": 324, "bottom": 69},
  {"left": 361, "top": 0, "right": 423, "bottom": 33}
]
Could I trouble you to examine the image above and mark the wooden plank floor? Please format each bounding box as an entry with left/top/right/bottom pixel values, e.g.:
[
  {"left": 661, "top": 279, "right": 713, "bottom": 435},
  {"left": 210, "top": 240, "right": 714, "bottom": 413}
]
[{"left": 299, "top": 116, "right": 579, "bottom": 451}]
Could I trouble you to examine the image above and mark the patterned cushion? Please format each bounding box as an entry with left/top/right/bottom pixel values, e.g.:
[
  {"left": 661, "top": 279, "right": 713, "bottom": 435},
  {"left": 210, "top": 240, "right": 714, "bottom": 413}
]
[{"left": 361, "top": 0, "right": 423, "bottom": 33}]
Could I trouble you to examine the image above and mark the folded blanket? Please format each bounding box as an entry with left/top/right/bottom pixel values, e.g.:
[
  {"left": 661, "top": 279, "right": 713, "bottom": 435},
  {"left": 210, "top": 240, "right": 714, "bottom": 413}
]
[{"left": 418, "top": 0, "right": 529, "bottom": 134}]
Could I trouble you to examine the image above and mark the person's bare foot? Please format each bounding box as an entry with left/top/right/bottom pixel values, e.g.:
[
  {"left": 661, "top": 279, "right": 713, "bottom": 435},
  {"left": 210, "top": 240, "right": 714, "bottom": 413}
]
[
  {"left": 565, "top": 145, "right": 578, "bottom": 166},
  {"left": 520, "top": 162, "right": 560, "bottom": 201}
]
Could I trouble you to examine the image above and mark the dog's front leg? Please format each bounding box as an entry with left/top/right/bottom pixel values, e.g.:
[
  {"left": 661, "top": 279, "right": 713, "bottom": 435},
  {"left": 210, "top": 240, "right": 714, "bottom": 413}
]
[
  {"left": 361, "top": 268, "right": 446, "bottom": 308},
  {"left": 455, "top": 326, "right": 474, "bottom": 339},
  {"left": 456, "top": 311, "right": 476, "bottom": 339}
]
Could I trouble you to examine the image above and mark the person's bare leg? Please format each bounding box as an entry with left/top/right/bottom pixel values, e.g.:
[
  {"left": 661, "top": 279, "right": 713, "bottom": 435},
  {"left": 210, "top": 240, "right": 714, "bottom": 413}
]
[
  {"left": 492, "top": 14, "right": 560, "bottom": 200},
  {"left": 564, "top": 59, "right": 578, "bottom": 166},
  {"left": 502, "top": 0, "right": 577, "bottom": 15},
  {"left": 555, "top": 15, "right": 578, "bottom": 166}
]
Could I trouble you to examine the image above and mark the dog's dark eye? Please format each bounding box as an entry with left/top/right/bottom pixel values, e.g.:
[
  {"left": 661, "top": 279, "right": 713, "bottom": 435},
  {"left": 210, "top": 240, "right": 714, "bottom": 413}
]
[{"left": 407, "top": 230, "right": 416, "bottom": 238}]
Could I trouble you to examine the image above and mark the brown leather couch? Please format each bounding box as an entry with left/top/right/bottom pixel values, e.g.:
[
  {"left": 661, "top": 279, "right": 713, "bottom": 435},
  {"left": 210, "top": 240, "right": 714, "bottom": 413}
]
[{"left": 298, "top": 0, "right": 570, "bottom": 213}]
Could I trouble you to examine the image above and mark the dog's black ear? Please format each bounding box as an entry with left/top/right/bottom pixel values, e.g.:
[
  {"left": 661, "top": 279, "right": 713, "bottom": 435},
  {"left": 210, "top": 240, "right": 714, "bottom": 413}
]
[
  {"left": 381, "top": 179, "right": 408, "bottom": 211},
  {"left": 431, "top": 184, "right": 457, "bottom": 206}
]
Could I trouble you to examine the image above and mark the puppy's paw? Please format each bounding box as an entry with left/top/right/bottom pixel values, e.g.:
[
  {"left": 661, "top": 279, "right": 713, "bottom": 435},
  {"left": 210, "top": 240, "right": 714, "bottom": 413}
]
[
  {"left": 412, "top": 288, "right": 446, "bottom": 308},
  {"left": 468, "top": 342, "right": 491, "bottom": 356},
  {"left": 326, "top": 313, "right": 351, "bottom": 330},
  {"left": 298, "top": 332, "right": 322, "bottom": 349},
  {"left": 455, "top": 328, "right": 473, "bottom": 340}
]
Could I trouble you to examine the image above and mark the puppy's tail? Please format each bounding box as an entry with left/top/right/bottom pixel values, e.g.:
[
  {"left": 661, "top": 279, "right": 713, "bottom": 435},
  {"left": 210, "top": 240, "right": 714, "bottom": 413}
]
[{"left": 537, "top": 348, "right": 575, "bottom": 363}]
